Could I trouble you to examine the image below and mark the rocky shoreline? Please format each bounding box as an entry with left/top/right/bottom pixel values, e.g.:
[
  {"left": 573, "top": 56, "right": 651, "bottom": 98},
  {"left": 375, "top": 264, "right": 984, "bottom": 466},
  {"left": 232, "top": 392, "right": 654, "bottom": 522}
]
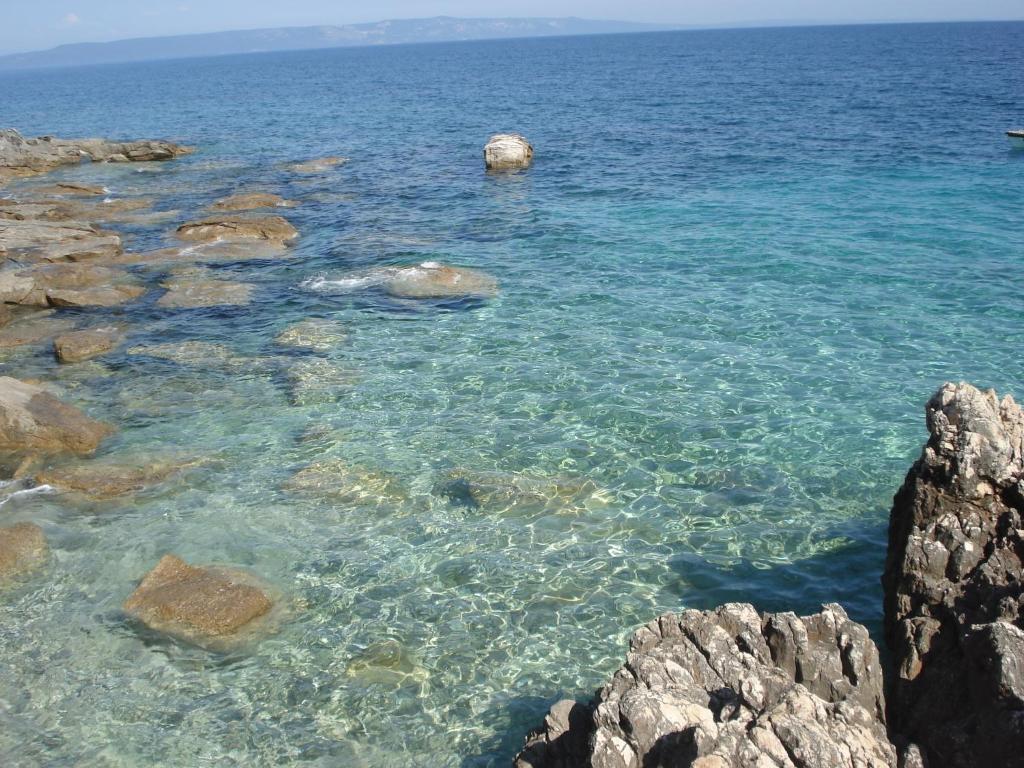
[{"left": 514, "top": 382, "right": 1024, "bottom": 768}]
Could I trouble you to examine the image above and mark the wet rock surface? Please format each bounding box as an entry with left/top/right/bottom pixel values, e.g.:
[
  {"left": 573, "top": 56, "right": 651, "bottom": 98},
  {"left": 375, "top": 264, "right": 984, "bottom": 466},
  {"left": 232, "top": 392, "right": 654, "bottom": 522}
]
[
  {"left": 883, "top": 382, "right": 1024, "bottom": 768},
  {"left": 0, "top": 218, "right": 123, "bottom": 262},
  {"left": 36, "top": 457, "right": 196, "bottom": 499},
  {"left": 123, "top": 554, "right": 273, "bottom": 644},
  {"left": 175, "top": 214, "right": 298, "bottom": 245},
  {"left": 383, "top": 262, "right": 499, "bottom": 299},
  {"left": 209, "top": 192, "right": 297, "bottom": 211},
  {"left": 53, "top": 327, "right": 124, "bottom": 363},
  {"left": 515, "top": 603, "right": 894, "bottom": 768},
  {"left": 0, "top": 522, "right": 47, "bottom": 582},
  {"left": 0, "top": 376, "right": 113, "bottom": 454}
]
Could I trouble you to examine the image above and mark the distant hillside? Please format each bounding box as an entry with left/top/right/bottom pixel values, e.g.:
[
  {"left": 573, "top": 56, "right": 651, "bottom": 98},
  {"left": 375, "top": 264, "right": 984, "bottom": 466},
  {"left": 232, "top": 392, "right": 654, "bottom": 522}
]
[{"left": 0, "top": 17, "right": 670, "bottom": 71}]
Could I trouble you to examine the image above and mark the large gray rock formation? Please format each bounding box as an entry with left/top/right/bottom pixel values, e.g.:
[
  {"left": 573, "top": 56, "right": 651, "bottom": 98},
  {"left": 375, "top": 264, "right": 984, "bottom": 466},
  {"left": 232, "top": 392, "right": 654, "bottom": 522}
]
[
  {"left": 883, "top": 382, "right": 1024, "bottom": 768},
  {"left": 515, "top": 603, "right": 895, "bottom": 768},
  {"left": 0, "top": 128, "right": 191, "bottom": 182},
  {"left": 484, "top": 134, "right": 533, "bottom": 170}
]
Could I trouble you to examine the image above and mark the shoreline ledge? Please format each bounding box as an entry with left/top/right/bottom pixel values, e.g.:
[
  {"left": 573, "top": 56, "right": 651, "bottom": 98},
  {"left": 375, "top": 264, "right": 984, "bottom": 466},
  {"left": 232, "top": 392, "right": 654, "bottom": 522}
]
[
  {"left": 514, "top": 382, "right": 1024, "bottom": 768},
  {"left": 0, "top": 128, "right": 192, "bottom": 184}
]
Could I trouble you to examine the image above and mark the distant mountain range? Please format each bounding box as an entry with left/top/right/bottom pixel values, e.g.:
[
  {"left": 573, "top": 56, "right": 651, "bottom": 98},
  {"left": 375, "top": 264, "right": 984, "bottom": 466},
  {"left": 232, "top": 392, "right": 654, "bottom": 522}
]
[{"left": 0, "top": 17, "right": 672, "bottom": 71}]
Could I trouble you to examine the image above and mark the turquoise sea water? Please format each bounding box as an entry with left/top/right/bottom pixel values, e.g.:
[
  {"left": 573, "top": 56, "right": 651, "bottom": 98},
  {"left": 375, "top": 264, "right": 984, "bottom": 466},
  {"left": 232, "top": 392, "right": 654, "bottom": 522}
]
[{"left": 0, "top": 21, "right": 1023, "bottom": 766}]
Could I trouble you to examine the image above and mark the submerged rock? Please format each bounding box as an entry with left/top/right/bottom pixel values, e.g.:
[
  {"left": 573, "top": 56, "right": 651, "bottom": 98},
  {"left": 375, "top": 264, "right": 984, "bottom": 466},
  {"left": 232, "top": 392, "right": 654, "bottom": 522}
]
[
  {"left": 283, "top": 459, "right": 407, "bottom": 506},
  {"left": 883, "top": 382, "right": 1024, "bottom": 768},
  {"left": 515, "top": 603, "right": 894, "bottom": 768},
  {"left": 36, "top": 457, "right": 197, "bottom": 499},
  {"left": 0, "top": 522, "right": 47, "bottom": 582},
  {"left": 345, "top": 639, "right": 429, "bottom": 686},
  {"left": 156, "top": 276, "right": 253, "bottom": 308},
  {"left": 434, "top": 468, "right": 602, "bottom": 512},
  {"left": 275, "top": 318, "right": 348, "bottom": 351},
  {"left": 126, "top": 340, "right": 253, "bottom": 369},
  {"left": 0, "top": 128, "right": 192, "bottom": 182},
  {"left": 209, "top": 192, "right": 298, "bottom": 211},
  {"left": 0, "top": 313, "right": 76, "bottom": 349},
  {"left": 287, "top": 156, "right": 347, "bottom": 174},
  {"left": 286, "top": 359, "right": 359, "bottom": 405},
  {"left": 30, "top": 182, "right": 107, "bottom": 197},
  {"left": 53, "top": 326, "right": 124, "bottom": 363},
  {"left": 484, "top": 134, "right": 533, "bottom": 170},
  {"left": 383, "top": 262, "right": 499, "bottom": 299},
  {"left": 124, "top": 554, "right": 272, "bottom": 644},
  {"left": 0, "top": 376, "right": 113, "bottom": 454},
  {"left": 175, "top": 215, "right": 298, "bottom": 245}
]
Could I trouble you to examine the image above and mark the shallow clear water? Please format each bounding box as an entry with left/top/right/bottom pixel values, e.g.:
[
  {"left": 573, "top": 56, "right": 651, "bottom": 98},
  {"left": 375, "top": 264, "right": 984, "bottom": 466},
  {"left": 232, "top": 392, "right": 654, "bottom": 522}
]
[{"left": 1, "top": 21, "right": 1023, "bottom": 767}]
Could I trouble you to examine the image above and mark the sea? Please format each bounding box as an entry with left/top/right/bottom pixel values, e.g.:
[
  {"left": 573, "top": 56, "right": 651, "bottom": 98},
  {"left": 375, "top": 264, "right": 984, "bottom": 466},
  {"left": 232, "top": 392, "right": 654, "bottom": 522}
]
[{"left": 0, "top": 20, "right": 1022, "bottom": 766}]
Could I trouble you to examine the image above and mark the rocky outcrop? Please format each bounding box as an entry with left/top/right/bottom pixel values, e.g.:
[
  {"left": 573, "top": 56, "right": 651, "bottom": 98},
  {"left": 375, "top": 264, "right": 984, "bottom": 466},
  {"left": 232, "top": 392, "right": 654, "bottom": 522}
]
[
  {"left": 53, "top": 327, "right": 124, "bottom": 363},
  {"left": 0, "top": 262, "right": 143, "bottom": 308},
  {"left": 484, "top": 134, "right": 533, "bottom": 170},
  {"left": 0, "top": 376, "right": 114, "bottom": 454},
  {"left": 882, "top": 382, "right": 1024, "bottom": 768},
  {"left": 0, "top": 218, "right": 123, "bottom": 262},
  {"left": 124, "top": 554, "right": 272, "bottom": 645},
  {"left": 0, "top": 128, "right": 191, "bottom": 182},
  {"left": 383, "top": 262, "right": 499, "bottom": 299},
  {"left": 175, "top": 215, "right": 298, "bottom": 245},
  {"left": 0, "top": 522, "right": 47, "bottom": 582},
  {"left": 516, "top": 603, "right": 894, "bottom": 768},
  {"left": 209, "top": 192, "right": 297, "bottom": 211}
]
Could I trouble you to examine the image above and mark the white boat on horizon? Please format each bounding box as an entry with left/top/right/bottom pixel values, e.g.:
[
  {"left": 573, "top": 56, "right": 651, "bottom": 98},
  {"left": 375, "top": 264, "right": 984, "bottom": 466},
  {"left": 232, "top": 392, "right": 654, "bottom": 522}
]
[{"left": 1009, "top": 130, "right": 1024, "bottom": 149}]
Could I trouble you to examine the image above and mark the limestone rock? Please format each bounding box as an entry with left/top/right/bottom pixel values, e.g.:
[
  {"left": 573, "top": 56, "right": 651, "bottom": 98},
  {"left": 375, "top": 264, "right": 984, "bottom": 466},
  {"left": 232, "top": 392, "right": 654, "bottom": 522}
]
[
  {"left": 53, "top": 327, "right": 124, "bottom": 363},
  {"left": 287, "top": 156, "right": 347, "bottom": 174},
  {"left": 0, "top": 128, "right": 192, "bottom": 182},
  {"left": 209, "top": 192, "right": 297, "bottom": 211},
  {"left": 515, "top": 603, "right": 894, "bottom": 768},
  {"left": 123, "top": 554, "right": 272, "bottom": 643},
  {"left": 275, "top": 318, "right": 347, "bottom": 351},
  {"left": 175, "top": 215, "right": 298, "bottom": 245},
  {"left": 0, "top": 376, "right": 113, "bottom": 454},
  {"left": 383, "top": 262, "right": 498, "bottom": 299},
  {"left": 0, "top": 522, "right": 47, "bottom": 581},
  {"left": 484, "top": 134, "right": 533, "bottom": 170},
  {"left": 283, "top": 459, "right": 407, "bottom": 506},
  {"left": 883, "top": 382, "right": 1024, "bottom": 767}
]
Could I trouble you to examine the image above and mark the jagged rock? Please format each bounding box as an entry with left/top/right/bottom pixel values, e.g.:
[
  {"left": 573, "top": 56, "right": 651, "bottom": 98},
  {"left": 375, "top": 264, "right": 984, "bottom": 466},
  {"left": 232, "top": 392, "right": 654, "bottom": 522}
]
[
  {"left": 383, "top": 262, "right": 499, "bottom": 299},
  {"left": 283, "top": 458, "right": 407, "bottom": 505},
  {"left": 516, "top": 603, "right": 894, "bottom": 768},
  {"left": 0, "top": 376, "right": 113, "bottom": 454},
  {"left": 0, "top": 218, "right": 122, "bottom": 262},
  {"left": 0, "top": 128, "right": 192, "bottom": 182},
  {"left": 36, "top": 457, "right": 198, "bottom": 499},
  {"left": 275, "top": 318, "right": 347, "bottom": 351},
  {"left": 156, "top": 277, "right": 253, "bottom": 308},
  {"left": 0, "top": 522, "right": 47, "bottom": 581},
  {"left": 209, "top": 192, "right": 297, "bottom": 211},
  {"left": 883, "top": 382, "right": 1024, "bottom": 768},
  {"left": 53, "top": 326, "right": 124, "bottom": 363},
  {"left": 484, "top": 134, "right": 533, "bottom": 170},
  {"left": 175, "top": 215, "right": 298, "bottom": 245},
  {"left": 123, "top": 554, "right": 272, "bottom": 644},
  {"left": 286, "top": 156, "right": 347, "bottom": 174}
]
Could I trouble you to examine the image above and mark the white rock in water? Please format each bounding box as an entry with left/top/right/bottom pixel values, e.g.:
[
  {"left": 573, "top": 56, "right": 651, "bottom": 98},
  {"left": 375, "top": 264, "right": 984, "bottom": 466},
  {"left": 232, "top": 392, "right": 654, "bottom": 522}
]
[{"left": 484, "top": 134, "right": 533, "bottom": 170}]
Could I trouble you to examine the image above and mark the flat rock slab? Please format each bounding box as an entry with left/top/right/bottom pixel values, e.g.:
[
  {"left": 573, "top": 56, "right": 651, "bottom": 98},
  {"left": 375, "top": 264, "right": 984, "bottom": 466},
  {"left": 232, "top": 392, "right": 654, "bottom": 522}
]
[
  {"left": 286, "top": 157, "right": 347, "bottom": 174},
  {"left": 0, "top": 262, "right": 144, "bottom": 308},
  {"left": 124, "top": 554, "right": 272, "bottom": 643},
  {"left": 53, "top": 327, "right": 125, "bottom": 363},
  {"left": 0, "top": 219, "right": 123, "bottom": 262},
  {"left": 384, "top": 262, "right": 499, "bottom": 299},
  {"left": 48, "top": 285, "right": 145, "bottom": 308},
  {"left": 175, "top": 215, "right": 298, "bottom": 245},
  {"left": 0, "top": 376, "right": 114, "bottom": 454},
  {"left": 0, "top": 522, "right": 47, "bottom": 582},
  {"left": 156, "top": 279, "right": 253, "bottom": 308},
  {"left": 36, "top": 458, "right": 196, "bottom": 498},
  {"left": 210, "top": 192, "right": 298, "bottom": 211},
  {"left": 0, "top": 314, "right": 77, "bottom": 349}
]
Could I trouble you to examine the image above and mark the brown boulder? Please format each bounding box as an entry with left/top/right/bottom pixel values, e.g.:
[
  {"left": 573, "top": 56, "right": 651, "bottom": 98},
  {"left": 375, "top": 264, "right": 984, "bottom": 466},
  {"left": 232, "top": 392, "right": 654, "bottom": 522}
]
[
  {"left": 209, "top": 192, "right": 297, "bottom": 211},
  {"left": 175, "top": 215, "right": 298, "bottom": 245},
  {"left": 124, "top": 554, "right": 272, "bottom": 642},
  {"left": 53, "top": 327, "right": 124, "bottom": 363},
  {"left": 0, "top": 376, "right": 114, "bottom": 454},
  {"left": 0, "top": 522, "right": 47, "bottom": 581}
]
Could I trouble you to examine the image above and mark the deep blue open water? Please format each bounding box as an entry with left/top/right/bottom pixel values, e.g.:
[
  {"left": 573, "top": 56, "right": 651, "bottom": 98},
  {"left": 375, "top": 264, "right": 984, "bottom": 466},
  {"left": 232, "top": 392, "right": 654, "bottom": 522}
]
[{"left": 0, "top": 21, "right": 1022, "bottom": 766}]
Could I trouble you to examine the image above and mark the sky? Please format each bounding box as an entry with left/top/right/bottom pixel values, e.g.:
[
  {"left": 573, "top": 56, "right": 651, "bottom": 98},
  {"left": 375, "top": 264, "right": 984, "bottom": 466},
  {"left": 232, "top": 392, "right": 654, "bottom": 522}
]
[{"left": 3, "top": 0, "right": 1023, "bottom": 54}]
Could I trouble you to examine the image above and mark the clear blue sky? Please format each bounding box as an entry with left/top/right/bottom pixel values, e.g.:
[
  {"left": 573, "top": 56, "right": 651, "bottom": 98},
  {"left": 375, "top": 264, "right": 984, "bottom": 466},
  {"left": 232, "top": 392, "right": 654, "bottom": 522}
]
[{"left": 4, "top": 0, "right": 1022, "bottom": 54}]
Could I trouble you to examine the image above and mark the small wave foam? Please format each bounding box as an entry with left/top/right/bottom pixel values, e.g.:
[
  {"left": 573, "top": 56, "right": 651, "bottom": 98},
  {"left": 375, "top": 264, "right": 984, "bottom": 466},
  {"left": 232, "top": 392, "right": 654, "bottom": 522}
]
[
  {"left": 301, "top": 271, "right": 391, "bottom": 293},
  {"left": 0, "top": 482, "right": 55, "bottom": 507}
]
